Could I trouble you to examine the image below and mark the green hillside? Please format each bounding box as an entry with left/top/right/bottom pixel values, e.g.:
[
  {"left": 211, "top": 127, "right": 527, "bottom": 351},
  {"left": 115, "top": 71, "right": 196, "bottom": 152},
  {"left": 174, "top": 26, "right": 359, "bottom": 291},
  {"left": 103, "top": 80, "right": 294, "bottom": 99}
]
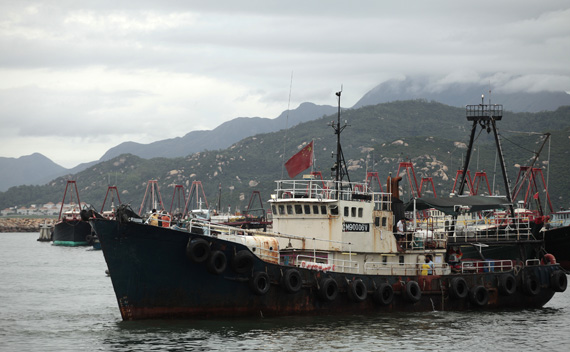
[{"left": 2, "top": 100, "right": 569, "bottom": 214}]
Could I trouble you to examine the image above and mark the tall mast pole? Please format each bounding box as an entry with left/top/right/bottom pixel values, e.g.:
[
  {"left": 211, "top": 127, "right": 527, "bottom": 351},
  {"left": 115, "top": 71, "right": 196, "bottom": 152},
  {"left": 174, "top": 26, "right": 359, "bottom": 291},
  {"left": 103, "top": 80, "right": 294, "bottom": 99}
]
[{"left": 331, "top": 89, "right": 350, "bottom": 197}]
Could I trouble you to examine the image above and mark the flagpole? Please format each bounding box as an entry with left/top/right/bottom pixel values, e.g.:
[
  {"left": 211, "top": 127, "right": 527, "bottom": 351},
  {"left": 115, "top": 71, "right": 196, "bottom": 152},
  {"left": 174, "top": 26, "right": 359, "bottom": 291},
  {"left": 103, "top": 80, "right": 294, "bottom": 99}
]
[{"left": 281, "top": 71, "right": 294, "bottom": 179}]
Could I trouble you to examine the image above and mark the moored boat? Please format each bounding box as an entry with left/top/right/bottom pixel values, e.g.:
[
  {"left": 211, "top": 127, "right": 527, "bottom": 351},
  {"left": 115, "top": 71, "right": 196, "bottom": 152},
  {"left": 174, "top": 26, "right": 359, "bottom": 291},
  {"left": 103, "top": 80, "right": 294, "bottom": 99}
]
[
  {"left": 53, "top": 180, "right": 93, "bottom": 246},
  {"left": 543, "top": 209, "right": 570, "bottom": 270},
  {"left": 88, "top": 93, "right": 567, "bottom": 320}
]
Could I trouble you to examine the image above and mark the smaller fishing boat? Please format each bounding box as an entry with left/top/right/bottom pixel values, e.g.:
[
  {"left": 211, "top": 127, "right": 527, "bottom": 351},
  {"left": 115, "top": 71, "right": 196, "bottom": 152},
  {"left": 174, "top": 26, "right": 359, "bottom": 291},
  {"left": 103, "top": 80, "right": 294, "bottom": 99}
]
[
  {"left": 542, "top": 209, "right": 570, "bottom": 270},
  {"left": 52, "top": 180, "right": 93, "bottom": 246}
]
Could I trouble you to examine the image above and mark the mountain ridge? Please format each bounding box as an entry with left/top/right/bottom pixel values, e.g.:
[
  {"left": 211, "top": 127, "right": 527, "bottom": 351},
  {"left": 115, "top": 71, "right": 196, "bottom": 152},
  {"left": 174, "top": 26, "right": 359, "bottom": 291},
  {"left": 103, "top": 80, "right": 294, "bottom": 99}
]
[
  {"left": 2, "top": 77, "right": 570, "bottom": 192},
  {"left": 1, "top": 100, "right": 569, "bottom": 214}
]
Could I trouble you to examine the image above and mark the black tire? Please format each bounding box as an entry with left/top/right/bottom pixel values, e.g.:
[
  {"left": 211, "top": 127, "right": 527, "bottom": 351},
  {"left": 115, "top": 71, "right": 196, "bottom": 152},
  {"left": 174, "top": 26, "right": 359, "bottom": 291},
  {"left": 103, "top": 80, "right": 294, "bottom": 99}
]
[
  {"left": 524, "top": 275, "right": 540, "bottom": 296},
  {"left": 498, "top": 274, "right": 517, "bottom": 296},
  {"left": 404, "top": 281, "right": 421, "bottom": 303},
  {"left": 207, "top": 250, "right": 227, "bottom": 275},
  {"left": 80, "top": 209, "right": 91, "bottom": 221},
  {"left": 373, "top": 283, "right": 394, "bottom": 306},
  {"left": 450, "top": 277, "right": 468, "bottom": 299},
  {"left": 318, "top": 278, "right": 338, "bottom": 302},
  {"left": 469, "top": 285, "right": 489, "bottom": 306},
  {"left": 250, "top": 271, "right": 270, "bottom": 295},
  {"left": 282, "top": 269, "right": 302, "bottom": 293},
  {"left": 186, "top": 238, "right": 210, "bottom": 263},
  {"left": 348, "top": 279, "right": 367, "bottom": 302},
  {"left": 550, "top": 270, "right": 568, "bottom": 292},
  {"left": 232, "top": 250, "right": 255, "bottom": 274}
]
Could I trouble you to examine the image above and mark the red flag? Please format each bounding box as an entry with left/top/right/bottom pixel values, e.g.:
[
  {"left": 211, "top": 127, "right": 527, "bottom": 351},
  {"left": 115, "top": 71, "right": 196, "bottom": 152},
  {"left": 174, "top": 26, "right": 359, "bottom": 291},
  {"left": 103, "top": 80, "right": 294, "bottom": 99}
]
[
  {"left": 285, "top": 141, "right": 314, "bottom": 178},
  {"left": 533, "top": 192, "right": 539, "bottom": 200}
]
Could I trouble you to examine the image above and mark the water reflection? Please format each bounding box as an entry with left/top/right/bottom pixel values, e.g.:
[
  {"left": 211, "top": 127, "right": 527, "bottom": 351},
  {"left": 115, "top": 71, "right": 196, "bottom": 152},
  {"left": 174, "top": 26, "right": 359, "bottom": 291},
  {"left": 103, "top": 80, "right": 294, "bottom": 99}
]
[{"left": 101, "top": 307, "right": 567, "bottom": 352}]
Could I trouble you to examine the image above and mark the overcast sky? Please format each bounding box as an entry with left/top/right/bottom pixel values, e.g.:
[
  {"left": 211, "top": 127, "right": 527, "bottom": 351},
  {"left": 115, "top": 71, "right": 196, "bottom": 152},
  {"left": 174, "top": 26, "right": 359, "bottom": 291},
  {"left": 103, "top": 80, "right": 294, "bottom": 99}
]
[{"left": 1, "top": 1, "right": 569, "bottom": 168}]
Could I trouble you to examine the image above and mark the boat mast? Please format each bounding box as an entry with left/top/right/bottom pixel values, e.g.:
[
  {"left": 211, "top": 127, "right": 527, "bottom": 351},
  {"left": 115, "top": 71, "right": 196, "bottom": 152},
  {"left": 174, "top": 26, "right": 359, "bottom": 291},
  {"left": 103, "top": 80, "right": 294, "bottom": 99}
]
[
  {"left": 330, "top": 89, "right": 351, "bottom": 196},
  {"left": 458, "top": 96, "right": 514, "bottom": 216}
]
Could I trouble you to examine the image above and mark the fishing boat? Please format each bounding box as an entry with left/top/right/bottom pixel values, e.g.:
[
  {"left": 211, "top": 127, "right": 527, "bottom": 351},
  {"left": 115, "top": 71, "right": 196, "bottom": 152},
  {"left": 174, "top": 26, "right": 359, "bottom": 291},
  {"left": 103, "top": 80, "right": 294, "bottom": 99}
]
[
  {"left": 52, "top": 180, "right": 93, "bottom": 246},
  {"left": 212, "top": 191, "right": 272, "bottom": 231},
  {"left": 88, "top": 93, "right": 566, "bottom": 320},
  {"left": 542, "top": 209, "right": 570, "bottom": 270}
]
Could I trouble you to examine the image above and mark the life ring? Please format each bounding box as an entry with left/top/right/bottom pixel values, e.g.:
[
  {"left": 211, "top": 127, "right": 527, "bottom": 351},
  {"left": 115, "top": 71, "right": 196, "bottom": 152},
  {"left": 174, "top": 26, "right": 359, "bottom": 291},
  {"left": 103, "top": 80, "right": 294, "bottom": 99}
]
[
  {"left": 498, "top": 274, "right": 517, "bottom": 296},
  {"left": 207, "top": 250, "right": 227, "bottom": 275},
  {"left": 523, "top": 275, "right": 540, "bottom": 296},
  {"left": 250, "top": 271, "right": 270, "bottom": 295},
  {"left": 541, "top": 253, "right": 556, "bottom": 265},
  {"left": 550, "top": 270, "right": 568, "bottom": 292},
  {"left": 186, "top": 238, "right": 210, "bottom": 263},
  {"left": 282, "top": 269, "right": 302, "bottom": 293},
  {"left": 404, "top": 281, "right": 421, "bottom": 303},
  {"left": 373, "top": 283, "right": 394, "bottom": 306},
  {"left": 232, "top": 250, "right": 255, "bottom": 274},
  {"left": 318, "top": 277, "right": 338, "bottom": 302},
  {"left": 469, "top": 285, "right": 489, "bottom": 307},
  {"left": 348, "top": 279, "right": 367, "bottom": 302},
  {"left": 449, "top": 277, "right": 469, "bottom": 299}
]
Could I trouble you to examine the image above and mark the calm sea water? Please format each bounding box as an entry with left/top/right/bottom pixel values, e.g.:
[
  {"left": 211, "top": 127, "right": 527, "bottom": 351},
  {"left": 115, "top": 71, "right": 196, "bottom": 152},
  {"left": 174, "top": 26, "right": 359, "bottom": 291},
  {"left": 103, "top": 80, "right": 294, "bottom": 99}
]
[{"left": 1, "top": 232, "right": 569, "bottom": 352}]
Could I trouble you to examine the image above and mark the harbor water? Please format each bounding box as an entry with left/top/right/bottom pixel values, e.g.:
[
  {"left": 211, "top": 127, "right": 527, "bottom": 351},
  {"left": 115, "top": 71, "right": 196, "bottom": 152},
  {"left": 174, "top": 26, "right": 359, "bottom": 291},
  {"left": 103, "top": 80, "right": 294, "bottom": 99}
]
[{"left": 1, "top": 232, "right": 569, "bottom": 352}]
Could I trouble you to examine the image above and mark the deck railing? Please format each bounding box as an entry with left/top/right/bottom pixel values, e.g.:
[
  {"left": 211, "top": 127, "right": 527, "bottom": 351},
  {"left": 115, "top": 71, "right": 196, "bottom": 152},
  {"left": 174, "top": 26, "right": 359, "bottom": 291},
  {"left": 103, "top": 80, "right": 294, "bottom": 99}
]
[
  {"left": 272, "top": 179, "right": 391, "bottom": 210},
  {"left": 363, "top": 262, "right": 449, "bottom": 276},
  {"left": 411, "top": 215, "right": 536, "bottom": 244}
]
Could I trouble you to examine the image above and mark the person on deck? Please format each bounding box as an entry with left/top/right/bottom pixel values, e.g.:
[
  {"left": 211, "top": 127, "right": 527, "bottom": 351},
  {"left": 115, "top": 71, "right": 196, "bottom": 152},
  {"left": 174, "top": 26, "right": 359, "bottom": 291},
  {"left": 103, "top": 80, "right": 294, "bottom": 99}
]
[
  {"left": 147, "top": 209, "right": 159, "bottom": 226},
  {"left": 161, "top": 211, "right": 171, "bottom": 228},
  {"left": 396, "top": 219, "right": 406, "bottom": 248},
  {"left": 426, "top": 255, "right": 434, "bottom": 275}
]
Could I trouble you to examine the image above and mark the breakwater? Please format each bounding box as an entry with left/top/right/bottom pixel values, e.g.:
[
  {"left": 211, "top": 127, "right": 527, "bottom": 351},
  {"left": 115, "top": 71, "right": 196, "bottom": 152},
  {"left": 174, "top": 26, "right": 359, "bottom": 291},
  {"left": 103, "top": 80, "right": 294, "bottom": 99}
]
[{"left": 0, "top": 218, "right": 55, "bottom": 232}]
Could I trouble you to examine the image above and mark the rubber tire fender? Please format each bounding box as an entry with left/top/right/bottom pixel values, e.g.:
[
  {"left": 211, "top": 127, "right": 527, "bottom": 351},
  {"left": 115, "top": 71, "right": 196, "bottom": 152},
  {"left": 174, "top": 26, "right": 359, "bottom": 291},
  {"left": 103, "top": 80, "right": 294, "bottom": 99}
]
[
  {"left": 207, "top": 250, "right": 227, "bottom": 275},
  {"left": 250, "top": 271, "right": 270, "bottom": 295},
  {"left": 318, "top": 277, "right": 338, "bottom": 302},
  {"left": 449, "top": 277, "right": 469, "bottom": 299},
  {"left": 523, "top": 275, "right": 541, "bottom": 296},
  {"left": 348, "top": 279, "right": 367, "bottom": 302},
  {"left": 469, "top": 285, "right": 489, "bottom": 307},
  {"left": 498, "top": 274, "right": 517, "bottom": 296},
  {"left": 232, "top": 250, "right": 255, "bottom": 274},
  {"left": 404, "top": 281, "right": 421, "bottom": 303},
  {"left": 282, "top": 269, "right": 302, "bottom": 293},
  {"left": 550, "top": 270, "right": 568, "bottom": 292},
  {"left": 186, "top": 238, "right": 210, "bottom": 263},
  {"left": 373, "top": 283, "right": 394, "bottom": 306}
]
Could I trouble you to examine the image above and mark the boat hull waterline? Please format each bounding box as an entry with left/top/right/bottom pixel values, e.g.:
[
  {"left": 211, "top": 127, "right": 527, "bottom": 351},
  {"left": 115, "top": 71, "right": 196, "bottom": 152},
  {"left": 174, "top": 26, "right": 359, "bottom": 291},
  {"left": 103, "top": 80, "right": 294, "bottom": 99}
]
[
  {"left": 91, "top": 219, "right": 563, "bottom": 320},
  {"left": 52, "top": 220, "right": 92, "bottom": 246}
]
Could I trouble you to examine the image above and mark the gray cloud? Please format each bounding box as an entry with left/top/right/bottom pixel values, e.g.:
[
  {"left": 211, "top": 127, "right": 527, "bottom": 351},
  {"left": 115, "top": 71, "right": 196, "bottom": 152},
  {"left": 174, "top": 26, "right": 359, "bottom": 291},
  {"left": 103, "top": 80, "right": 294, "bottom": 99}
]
[{"left": 1, "top": 1, "right": 569, "bottom": 167}]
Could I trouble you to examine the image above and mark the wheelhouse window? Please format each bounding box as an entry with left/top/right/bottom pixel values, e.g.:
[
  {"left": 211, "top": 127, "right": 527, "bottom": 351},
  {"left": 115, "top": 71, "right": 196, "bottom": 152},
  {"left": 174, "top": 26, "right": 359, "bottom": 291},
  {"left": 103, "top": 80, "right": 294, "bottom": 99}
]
[
  {"left": 351, "top": 207, "right": 356, "bottom": 217},
  {"left": 313, "top": 205, "right": 319, "bottom": 214},
  {"left": 321, "top": 205, "right": 327, "bottom": 215},
  {"left": 344, "top": 207, "right": 349, "bottom": 217},
  {"left": 278, "top": 205, "right": 285, "bottom": 215},
  {"left": 329, "top": 205, "right": 338, "bottom": 216},
  {"left": 358, "top": 208, "right": 363, "bottom": 218},
  {"left": 287, "top": 205, "right": 293, "bottom": 215},
  {"left": 304, "top": 205, "right": 311, "bottom": 214},
  {"left": 295, "top": 204, "right": 302, "bottom": 214}
]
